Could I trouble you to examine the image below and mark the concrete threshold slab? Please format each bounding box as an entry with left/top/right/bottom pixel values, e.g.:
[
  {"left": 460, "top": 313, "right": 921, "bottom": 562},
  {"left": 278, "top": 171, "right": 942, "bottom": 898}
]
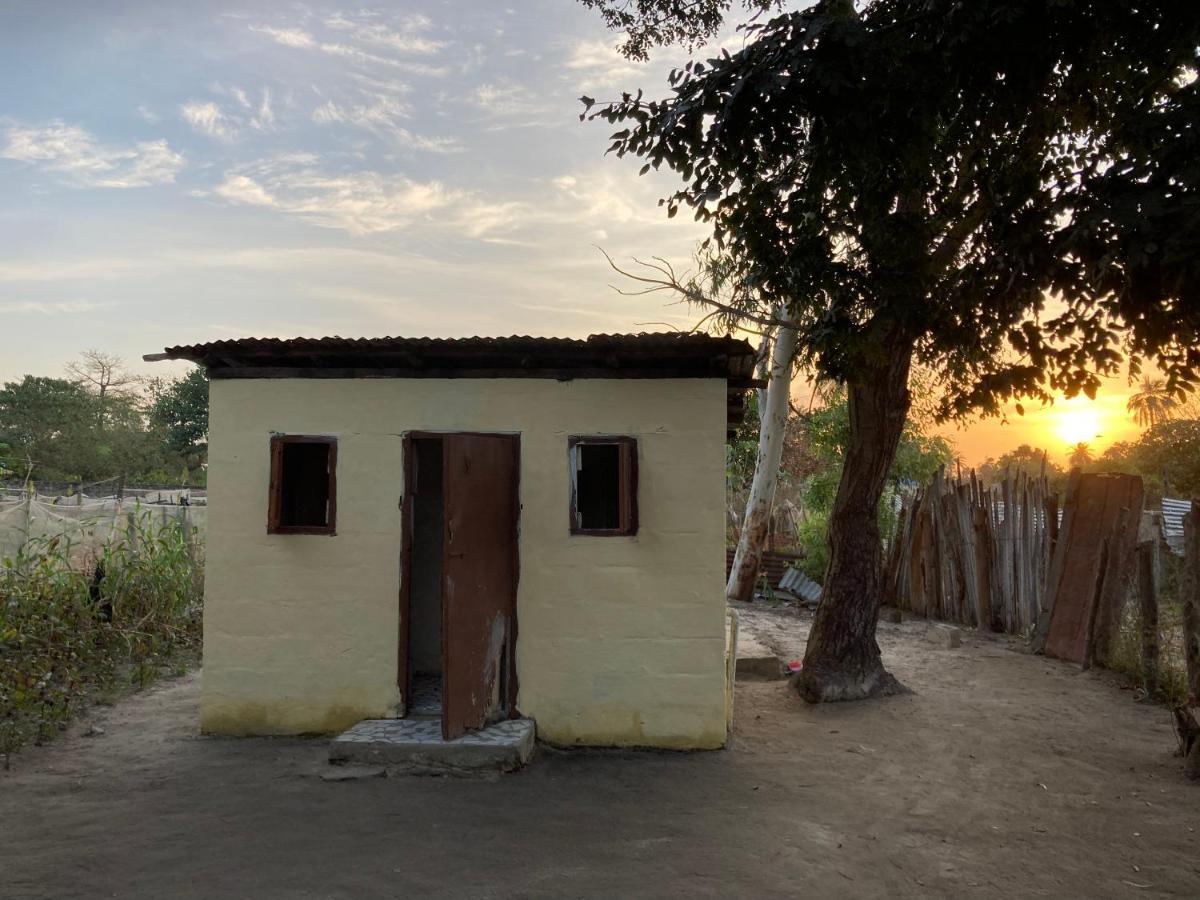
[
  {"left": 736, "top": 633, "right": 785, "bottom": 680},
  {"left": 329, "top": 718, "right": 535, "bottom": 776}
]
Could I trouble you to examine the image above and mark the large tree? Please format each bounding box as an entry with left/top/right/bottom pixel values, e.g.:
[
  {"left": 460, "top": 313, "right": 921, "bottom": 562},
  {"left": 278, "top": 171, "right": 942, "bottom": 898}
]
[
  {"left": 149, "top": 367, "right": 209, "bottom": 483},
  {"left": 0, "top": 376, "right": 93, "bottom": 479},
  {"left": 66, "top": 349, "right": 141, "bottom": 428},
  {"left": 581, "top": 0, "right": 1200, "bottom": 701}
]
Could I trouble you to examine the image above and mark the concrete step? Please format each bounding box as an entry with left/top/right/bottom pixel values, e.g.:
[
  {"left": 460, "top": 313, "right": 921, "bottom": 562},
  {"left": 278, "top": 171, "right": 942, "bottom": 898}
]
[
  {"left": 328, "top": 718, "right": 535, "bottom": 775},
  {"left": 736, "top": 633, "right": 785, "bottom": 680}
]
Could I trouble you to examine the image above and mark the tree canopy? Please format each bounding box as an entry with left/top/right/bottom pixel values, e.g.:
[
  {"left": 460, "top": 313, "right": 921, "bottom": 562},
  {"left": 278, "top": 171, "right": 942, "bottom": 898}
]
[
  {"left": 585, "top": 0, "right": 1200, "bottom": 415},
  {"left": 149, "top": 367, "right": 210, "bottom": 481},
  {"left": 0, "top": 362, "right": 209, "bottom": 485}
]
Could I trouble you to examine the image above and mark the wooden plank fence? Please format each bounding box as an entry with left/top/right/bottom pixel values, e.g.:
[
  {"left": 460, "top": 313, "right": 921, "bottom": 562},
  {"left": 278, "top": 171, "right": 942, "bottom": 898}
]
[{"left": 884, "top": 468, "right": 1056, "bottom": 635}]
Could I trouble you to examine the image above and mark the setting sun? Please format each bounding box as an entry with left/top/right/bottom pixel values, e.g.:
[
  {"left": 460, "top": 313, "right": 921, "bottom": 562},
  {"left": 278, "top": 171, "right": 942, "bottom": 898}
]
[{"left": 1054, "top": 402, "right": 1105, "bottom": 447}]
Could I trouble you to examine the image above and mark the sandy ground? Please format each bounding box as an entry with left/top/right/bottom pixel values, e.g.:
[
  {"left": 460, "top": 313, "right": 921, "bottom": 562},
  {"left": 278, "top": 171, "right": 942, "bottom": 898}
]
[{"left": 3, "top": 608, "right": 1198, "bottom": 900}]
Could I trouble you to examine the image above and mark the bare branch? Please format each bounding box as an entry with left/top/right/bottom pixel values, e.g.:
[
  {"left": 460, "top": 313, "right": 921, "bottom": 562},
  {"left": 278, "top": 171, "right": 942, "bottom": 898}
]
[{"left": 596, "top": 246, "right": 793, "bottom": 331}]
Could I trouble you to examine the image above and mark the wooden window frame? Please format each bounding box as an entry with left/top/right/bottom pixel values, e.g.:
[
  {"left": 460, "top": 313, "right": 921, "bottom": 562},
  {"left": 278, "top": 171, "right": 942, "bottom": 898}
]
[
  {"left": 568, "top": 435, "right": 638, "bottom": 537},
  {"left": 267, "top": 434, "right": 338, "bottom": 536}
]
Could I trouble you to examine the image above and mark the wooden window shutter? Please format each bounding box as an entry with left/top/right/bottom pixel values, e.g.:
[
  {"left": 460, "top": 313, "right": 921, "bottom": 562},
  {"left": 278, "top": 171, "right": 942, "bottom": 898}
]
[{"left": 618, "top": 438, "right": 636, "bottom": 534}]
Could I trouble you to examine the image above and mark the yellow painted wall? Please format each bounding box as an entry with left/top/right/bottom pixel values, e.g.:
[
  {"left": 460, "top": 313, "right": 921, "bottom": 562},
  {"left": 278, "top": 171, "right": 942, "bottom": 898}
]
[{"left": 202, "top": 378, "right": 729, "bottom": 749}]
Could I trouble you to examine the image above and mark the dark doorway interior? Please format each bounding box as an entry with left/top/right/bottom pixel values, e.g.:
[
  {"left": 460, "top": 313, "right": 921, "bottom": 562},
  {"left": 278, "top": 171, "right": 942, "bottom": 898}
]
[{"left": 408, "top": 437, "right": 444, "bottom": 715}]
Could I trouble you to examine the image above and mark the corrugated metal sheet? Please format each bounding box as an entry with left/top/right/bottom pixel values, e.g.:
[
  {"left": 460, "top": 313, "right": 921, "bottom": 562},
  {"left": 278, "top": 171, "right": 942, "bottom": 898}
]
[
  {"left": 150, "top": 332, "right": 759, "bottom": 434},
  {"left": 161, "top": 332, "right": 750, "bottom": 353},
  {"left": 152, "top": 332, "right": 758, "bottom": 379},
  {"left": 779, "top": 567, "right": 822, "bottom": 603},
  {"left": 1162, "top": 497, "right": 1193, "bottom": 555}
]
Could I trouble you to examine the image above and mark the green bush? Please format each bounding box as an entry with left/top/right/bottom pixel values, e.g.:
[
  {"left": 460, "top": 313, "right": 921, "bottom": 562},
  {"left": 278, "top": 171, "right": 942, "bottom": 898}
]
[
  {"left": 0, "top": 513, "right": 202, "bottom": 765},
  {"left": 796, "top": 510, "right": 830, "bottom": 583}
]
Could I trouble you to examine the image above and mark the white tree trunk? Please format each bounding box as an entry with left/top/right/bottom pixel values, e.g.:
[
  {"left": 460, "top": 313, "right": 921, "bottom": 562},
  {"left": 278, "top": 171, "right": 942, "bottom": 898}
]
[{"left": 726, "top": 307, "right": 799, "bottom": 603}]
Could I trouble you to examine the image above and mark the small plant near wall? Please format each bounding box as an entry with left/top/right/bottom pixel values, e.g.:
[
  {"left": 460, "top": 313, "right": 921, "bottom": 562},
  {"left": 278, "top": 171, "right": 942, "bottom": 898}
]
[{"left": 0, "top": 513, "right": 202, "bottom": 767}]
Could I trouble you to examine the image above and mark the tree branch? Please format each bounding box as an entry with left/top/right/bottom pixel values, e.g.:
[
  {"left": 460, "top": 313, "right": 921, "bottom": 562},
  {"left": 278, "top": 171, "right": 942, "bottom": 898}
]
[{"left": 596, "top": 246, "right": 795, "bottom": 331}]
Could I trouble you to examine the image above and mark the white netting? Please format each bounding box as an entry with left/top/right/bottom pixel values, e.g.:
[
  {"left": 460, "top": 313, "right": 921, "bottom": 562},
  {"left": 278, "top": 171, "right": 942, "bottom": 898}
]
[{"left": 0, "top": 495, "right": 206, "bottom": 566}]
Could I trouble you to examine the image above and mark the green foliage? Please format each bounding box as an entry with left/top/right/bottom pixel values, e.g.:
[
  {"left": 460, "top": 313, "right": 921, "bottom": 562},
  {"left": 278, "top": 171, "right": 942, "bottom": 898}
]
[
  {"left": 0, "top": 377, "right": 93, "bottom": 478},
  {"left": 1091, "top": 418, "right": 1200, "bottom": 500},
  {"left": 0, "top": 360, "right": 210, "bottom": 485},
  {"left": 1133, "top": 419, "right": 1200, "bottom": 497},
  {"left": 149, "top": 368, "right": 209, "bottom": 473},
  {"left": 586, "top": 0, "right": 1200, "bottom": 414},
  {"left": 799, "top": 386, "right": 953, "bottom": 508},
  {"left": 726, "top": 392, "right": 761, "bottom": 490},
  {"left": 0, "top": 514, "right": 203, "bottom": 763},
  {"left": 1106, "top": 599, "right": 1190, "bottom": 707},
  {"left": 795, "top": 508, "right": 829, "bottom": 582},
  {"left": 784, "top": 387, "right": 951, "bottom": 574}
]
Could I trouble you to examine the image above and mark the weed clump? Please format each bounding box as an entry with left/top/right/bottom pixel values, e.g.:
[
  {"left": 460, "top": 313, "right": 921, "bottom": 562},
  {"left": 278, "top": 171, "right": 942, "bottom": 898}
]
[{"left": 0, "top": 512, "right": 202, "bottom": 766}]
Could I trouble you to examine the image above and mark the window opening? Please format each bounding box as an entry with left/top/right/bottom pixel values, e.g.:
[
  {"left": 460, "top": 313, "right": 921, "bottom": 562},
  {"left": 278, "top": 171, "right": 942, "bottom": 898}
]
[
  {"left": 569, "top": 437, "right": 637, "bottom": 535},
  {"left": 268, "top": 435, "right": 337, "bottom": 534}
]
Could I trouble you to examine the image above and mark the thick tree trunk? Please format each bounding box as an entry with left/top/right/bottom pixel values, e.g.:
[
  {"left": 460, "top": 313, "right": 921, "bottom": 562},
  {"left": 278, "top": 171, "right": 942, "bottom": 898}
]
[
  {"left": 726, "top": 309, "right": 799, "bottom": 604},
  {"left": 794, "top": 337, "right": 914, "bottom": 702}
]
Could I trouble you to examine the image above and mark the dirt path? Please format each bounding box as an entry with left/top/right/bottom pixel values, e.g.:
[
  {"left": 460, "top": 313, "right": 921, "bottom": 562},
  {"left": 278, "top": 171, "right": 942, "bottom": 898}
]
[{"left": 3, "top": 609, "right": 1198, "bottom": 899}]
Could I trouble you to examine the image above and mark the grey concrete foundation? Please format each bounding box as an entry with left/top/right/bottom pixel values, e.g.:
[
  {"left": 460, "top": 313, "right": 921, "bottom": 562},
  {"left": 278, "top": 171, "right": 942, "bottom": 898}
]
[{"left": 329, "top": 718, "right": 536, "bottom": 775}]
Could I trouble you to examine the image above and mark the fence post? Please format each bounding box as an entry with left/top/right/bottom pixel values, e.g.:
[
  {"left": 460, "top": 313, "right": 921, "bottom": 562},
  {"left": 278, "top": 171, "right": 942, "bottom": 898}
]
[
  {"left": 21, "top": 489, "right": 32, "bottom": 550},
  {"left": 1093, "top": 506, "right": 1134, "bottom": 666},
  {"left": 1136, "top": 540, "right": 1158, "bottom": 700},
  {"left": 174, "top": 504, "right": 195, "bottom": 563},
  {"left": 1183, "top": 502, "right": 1199, "bottom": 706},
  {"left": 125, "top": 508, "right": 138, "bottom": 557}
]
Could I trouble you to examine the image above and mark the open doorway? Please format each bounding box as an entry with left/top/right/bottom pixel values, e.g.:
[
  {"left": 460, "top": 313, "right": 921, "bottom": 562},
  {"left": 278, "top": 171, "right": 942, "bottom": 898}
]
[
  {"left": 400, "top": 432, "right": 521, "bottom": 739},
  {"left": 407, "top": 437, "right": 444, "bottom": 717}
]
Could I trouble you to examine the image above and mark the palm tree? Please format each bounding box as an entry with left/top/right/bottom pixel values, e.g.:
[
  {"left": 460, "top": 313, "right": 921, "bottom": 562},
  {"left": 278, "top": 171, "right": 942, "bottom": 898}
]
[
  {"left": 1126, "top": 377, "right": 1177, "bottom": 430},
  {"left": 1068, "top": 441, "right": 1093, "bottom": 470}
]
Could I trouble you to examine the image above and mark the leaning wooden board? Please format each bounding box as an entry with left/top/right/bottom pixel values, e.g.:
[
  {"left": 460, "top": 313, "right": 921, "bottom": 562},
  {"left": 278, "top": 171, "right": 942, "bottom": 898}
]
[{"left": 1043, "top": 473, "right": 1144, "bottom": 664}]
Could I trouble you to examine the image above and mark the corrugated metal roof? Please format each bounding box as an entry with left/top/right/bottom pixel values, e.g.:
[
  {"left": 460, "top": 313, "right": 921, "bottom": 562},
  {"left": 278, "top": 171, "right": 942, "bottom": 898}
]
[
  {"left": 148, "top": 332, "right": 759, "bottom": 382},
  {"left": 148, "top": 332, "right": 759, "bottom": 433},
  {"left": 158, "top": 332, "right": 754, "bottom": 358}
]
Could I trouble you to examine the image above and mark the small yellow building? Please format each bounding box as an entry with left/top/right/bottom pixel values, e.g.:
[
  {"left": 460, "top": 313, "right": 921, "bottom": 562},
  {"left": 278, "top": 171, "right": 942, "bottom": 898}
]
[{"left": 151, "top": 333, "right": 755, "bottom": 750}]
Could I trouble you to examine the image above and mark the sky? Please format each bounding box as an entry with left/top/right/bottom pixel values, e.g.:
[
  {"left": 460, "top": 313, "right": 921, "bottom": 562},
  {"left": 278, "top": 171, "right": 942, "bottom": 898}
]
[{"left": 0, "top": 0, "right": 1145, "bottom": 466}]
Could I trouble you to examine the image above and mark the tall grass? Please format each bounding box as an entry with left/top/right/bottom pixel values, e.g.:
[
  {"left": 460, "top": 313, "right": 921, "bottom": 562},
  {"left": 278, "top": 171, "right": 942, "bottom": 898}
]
[{"left": 0, "top": 512, "right": 202, "bottom": 766}]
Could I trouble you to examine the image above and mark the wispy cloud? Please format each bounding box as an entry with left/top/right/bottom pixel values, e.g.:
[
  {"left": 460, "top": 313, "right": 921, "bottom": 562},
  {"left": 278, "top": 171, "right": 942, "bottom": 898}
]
[
  {"left": 325, "top": 12, "right": 445, "bottom": 55},
  {"left": 0, "top": 299, "right": 112, "bottom": 315},
  {"left": 473, "top": 81, "right": 538, "bottom": 115},
  {"left": 310, "top": 94, "right": 460, "bottom": 152},
  {"left": 253, "top": 88, "right": 276, "bottom": 130},
  {"left": 0, "top": 120, "right": 184, "bottom": 188},
  {"left": 181, "top": 101, "right": 235, "bottom": 141},
  {"left": 214, "top": 155, "right": 463, "bottom": 235},
  {"left": 212, "top": 153, "right": 524, "bottom": 237},
  {"left": 248, "top": 14, "right": 451, "bottom": 77},
  {"left": 316, "top": 40, "right": 450, "bottom": 77},
  {"left": 181, "top": 87, "right": 275, "bottom": 140},
  {"left": 249, "top": 25, "right": 315, "bottom": 49},
  {"left": 563, "top": 37, "right": 643, "bottom": 92}
]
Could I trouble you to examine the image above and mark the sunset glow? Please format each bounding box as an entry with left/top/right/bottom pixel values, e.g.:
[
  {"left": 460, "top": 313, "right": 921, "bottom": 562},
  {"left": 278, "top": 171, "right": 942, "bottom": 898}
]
[
  {"left": 935, "top": 380, "right": 1141, "bottom": 467},
  {"left": 1054, "top": 401, "right": 1105, "bottom": 447}
]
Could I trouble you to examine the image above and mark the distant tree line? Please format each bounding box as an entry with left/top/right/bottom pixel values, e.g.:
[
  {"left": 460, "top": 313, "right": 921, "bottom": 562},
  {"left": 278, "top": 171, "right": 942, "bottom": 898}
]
[
  {"left": 977, "top": 389, "right": 1200, "bottom": 503},
  {"left": 0, "top": 350, "right": 208, "bottom": 487}
]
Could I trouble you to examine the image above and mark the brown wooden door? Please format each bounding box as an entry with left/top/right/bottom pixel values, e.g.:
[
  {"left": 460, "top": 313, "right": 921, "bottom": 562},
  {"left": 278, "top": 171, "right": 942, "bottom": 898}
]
[{"left": 441, "top": 433, "right": 519, "bottom": 740}]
